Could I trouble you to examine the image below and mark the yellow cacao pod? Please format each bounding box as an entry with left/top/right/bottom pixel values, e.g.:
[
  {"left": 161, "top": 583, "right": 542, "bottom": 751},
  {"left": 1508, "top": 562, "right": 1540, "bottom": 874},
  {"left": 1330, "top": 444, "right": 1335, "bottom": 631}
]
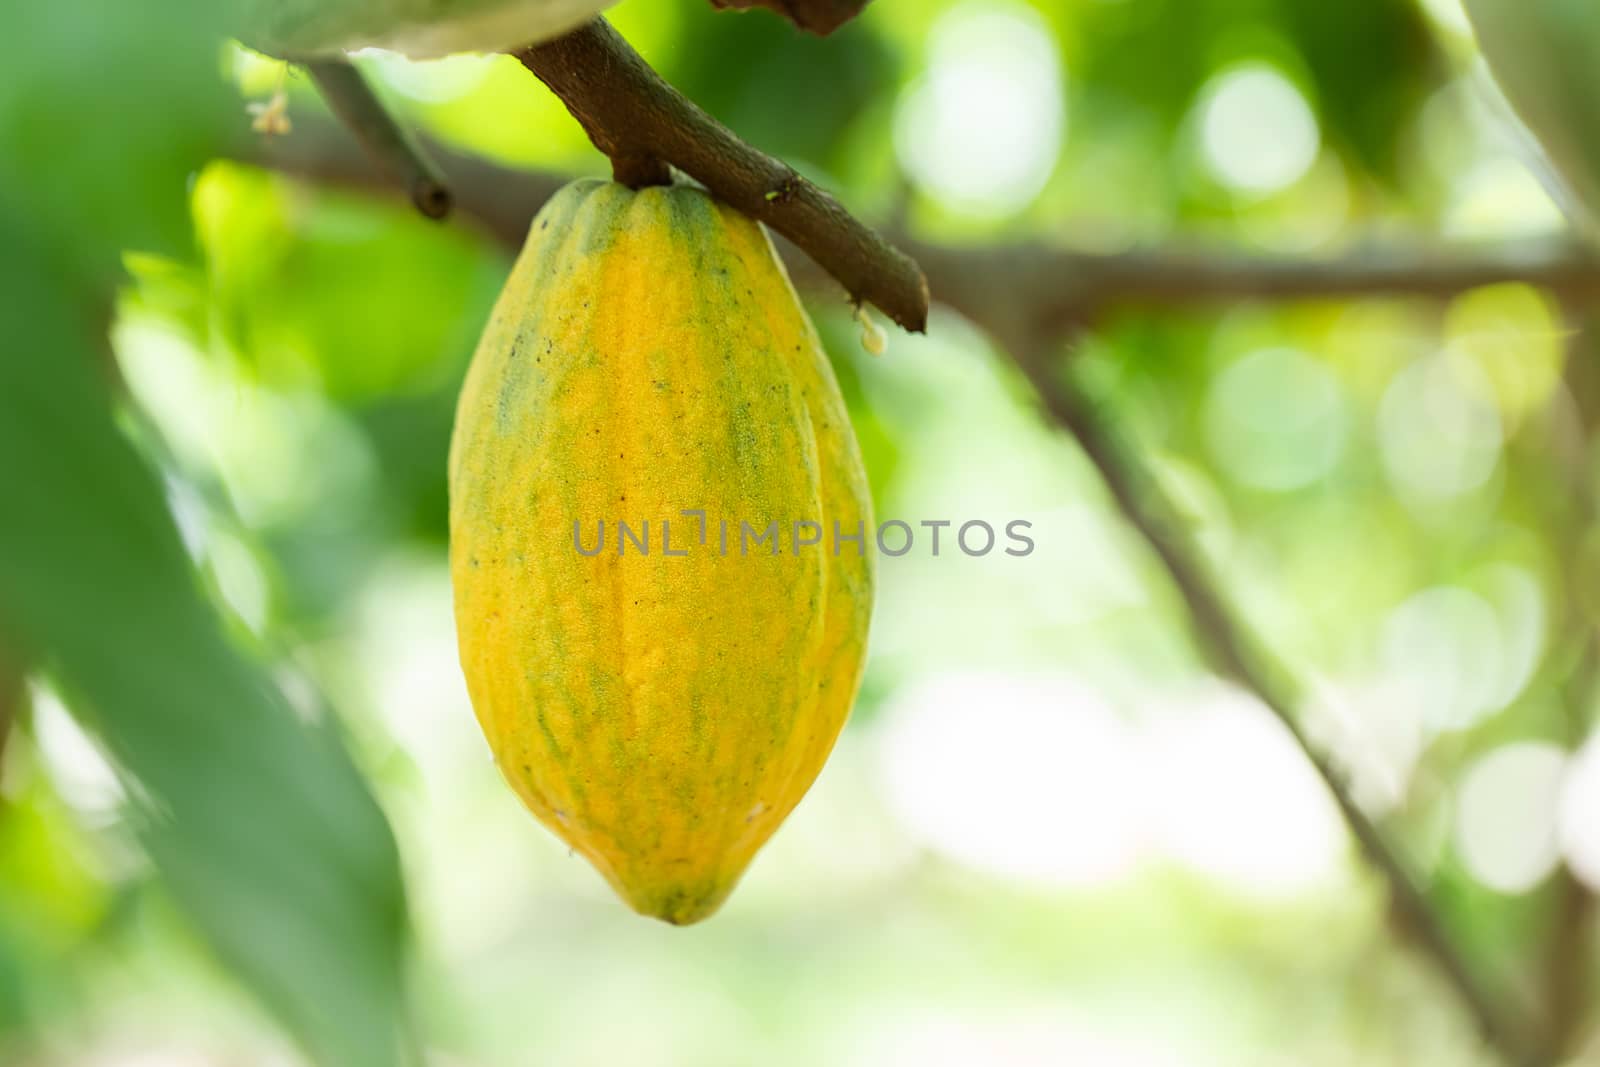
[{"left": 448, "top": 180, "right": 875, "bottom": 924}]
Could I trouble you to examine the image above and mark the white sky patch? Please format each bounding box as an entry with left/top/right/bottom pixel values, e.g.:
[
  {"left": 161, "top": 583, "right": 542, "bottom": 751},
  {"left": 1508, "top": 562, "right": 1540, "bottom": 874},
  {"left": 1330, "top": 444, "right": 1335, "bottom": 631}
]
[
  {"left": 1143, "top": 683, "right": 1346, "bottom": 897},
  {"left": 843, "top": 1008, "right": 1202, "bottom": 1067},
  {"left": 876, "top": 672, "right": 1349, "bottom": 898},
  {"left": 877, "top": 672, "right": 1145, "bottom": 889}
]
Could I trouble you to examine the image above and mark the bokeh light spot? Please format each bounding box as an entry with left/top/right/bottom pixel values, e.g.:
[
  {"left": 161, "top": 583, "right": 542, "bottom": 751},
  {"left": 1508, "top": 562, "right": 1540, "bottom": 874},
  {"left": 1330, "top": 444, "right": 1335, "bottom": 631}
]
[
  {"left": 1197, "top": 64, "right": 1320, "bottom": 197},
  {"left": 1204, "top": 347, "right": 1347, "bottom": 491},
  {"left": 894, "top": 1, "right": 1064, "bottom": 215},
  {"left": 1560, "top": 736, "right": 1600, "bottom": 890},
  {"left": 1456, "top": 742, "right": 1566, "bottom": 894},
  {"left": 1379, "top": 586, "right": 1505, "bottom": 733},
  {"left": 1378, "top": 352, "right": 1503, "bottom": 503},
  {"left": 1442, "top": 283, "right": 1563, "bottom": 431}
]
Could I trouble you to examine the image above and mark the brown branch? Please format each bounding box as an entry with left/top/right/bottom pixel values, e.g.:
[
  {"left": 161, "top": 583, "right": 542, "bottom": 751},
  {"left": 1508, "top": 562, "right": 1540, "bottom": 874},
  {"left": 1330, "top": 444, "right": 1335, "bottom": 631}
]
[
  {"left": 303, "top": 58, "right": 452, "bottom": 220},
  {"left": 1007, "top": 349, "right": 1546, "bottom": 1067},
  {"left": 510, "top": 18, "right": 929, "bottom": 333},
  {"left": 1534, "top": 312, "right": 1600, "bottom": 1062},
  {"left": 250, "top": 123, "right": 1600, "bottom": 341},
  {"left": 905, "top": 237, "right": 1600, "bottom": 355},
  {"left": 1540, "top": 790, "right": 1595, "bottom": 1061},
  {"left": 707, "top": 0, "right": 871, "bottom": 35}
]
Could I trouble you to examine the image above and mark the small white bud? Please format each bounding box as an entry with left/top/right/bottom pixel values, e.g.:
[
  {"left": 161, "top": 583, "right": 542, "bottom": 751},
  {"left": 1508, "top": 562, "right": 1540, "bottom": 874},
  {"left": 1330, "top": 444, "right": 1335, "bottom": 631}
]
[{"left": 855, "top": 304, "right": 888, "bottom": 357}]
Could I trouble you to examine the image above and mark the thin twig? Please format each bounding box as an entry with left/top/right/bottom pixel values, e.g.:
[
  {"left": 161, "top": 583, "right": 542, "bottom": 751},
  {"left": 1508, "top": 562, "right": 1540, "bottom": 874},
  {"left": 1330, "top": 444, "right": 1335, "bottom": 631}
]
[
  {"left": 304, "top": 58, "right": 452, "bottom": 220},
  {"left": 250, "top": 123, "right": 1600, "bottom": 337},
  {"left": 1008, "top": 345, "right": 1545, "bottom": 1067},
  {"left": 511, "top": 18, "right": 929, "bottom": 332}
]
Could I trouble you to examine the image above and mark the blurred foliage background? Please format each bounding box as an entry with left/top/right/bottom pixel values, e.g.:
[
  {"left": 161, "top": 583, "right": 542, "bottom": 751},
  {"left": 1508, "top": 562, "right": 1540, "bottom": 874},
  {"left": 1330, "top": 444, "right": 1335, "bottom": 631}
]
[{"left": 4, "top": 0, "right": 1600, "bottom": 1063}]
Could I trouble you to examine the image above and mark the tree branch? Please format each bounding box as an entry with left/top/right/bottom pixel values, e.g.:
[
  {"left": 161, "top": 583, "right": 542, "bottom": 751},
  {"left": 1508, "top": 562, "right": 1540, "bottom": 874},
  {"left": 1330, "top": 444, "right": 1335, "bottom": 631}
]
[
  {"left": 903, "top": 237, "right": 1600, "bottom": 356},
  {"left": 304, "top": 58, "right": 452, "bottom": 220},
  {"left": 251, "top": 123, "right": 1600, "bottom": 338},
  {"left": 1009, "top": 349, "right": 1546, "bottom": 1067},
  {"left": 707, "top": 0, "right": 871, "bottom": 35},
  {"left": 1534, "top": 313, "right": 1600, "bottom": 1063},
  {"left": 510, "top": 18, "right": 929, "bottom": 332}
]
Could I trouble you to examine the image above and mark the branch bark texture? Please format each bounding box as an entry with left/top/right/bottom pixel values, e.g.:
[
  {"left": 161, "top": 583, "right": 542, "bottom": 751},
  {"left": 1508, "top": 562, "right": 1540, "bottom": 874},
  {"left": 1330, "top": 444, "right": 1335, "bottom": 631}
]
[
  {"left": 511, "top": 18, "right": 929, "bottom": 332},
  {"left": 1011, "top": 349, "right": 1546, "bottom": 1067}
]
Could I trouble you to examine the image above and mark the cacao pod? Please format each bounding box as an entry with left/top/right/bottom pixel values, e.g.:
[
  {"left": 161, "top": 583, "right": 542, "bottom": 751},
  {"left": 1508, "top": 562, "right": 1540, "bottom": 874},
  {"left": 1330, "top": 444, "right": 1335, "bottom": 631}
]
[{"left": 448, "top": 180, "right": 875, "bottom": 924}]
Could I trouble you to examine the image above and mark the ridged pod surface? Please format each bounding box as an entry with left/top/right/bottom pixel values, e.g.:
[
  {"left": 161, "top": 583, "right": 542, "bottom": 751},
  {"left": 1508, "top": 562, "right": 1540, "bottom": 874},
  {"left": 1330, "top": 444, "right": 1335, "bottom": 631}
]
[{"left": 448, "top": 180, "right": 875, "bottom": 924}]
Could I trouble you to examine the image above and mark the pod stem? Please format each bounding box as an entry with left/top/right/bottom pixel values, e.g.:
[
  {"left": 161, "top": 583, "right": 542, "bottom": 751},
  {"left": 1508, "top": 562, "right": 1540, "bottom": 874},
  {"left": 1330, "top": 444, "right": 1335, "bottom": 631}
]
[{"left": 512, "top": 17, "right": 929, "bottom": 333}]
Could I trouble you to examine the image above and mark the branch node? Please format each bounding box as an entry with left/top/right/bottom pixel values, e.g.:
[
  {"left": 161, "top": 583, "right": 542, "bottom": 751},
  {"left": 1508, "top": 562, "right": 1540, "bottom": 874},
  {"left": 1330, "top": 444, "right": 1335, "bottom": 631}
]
[{"left": 412, "top": 177, "right": 453, "bottom": 220}]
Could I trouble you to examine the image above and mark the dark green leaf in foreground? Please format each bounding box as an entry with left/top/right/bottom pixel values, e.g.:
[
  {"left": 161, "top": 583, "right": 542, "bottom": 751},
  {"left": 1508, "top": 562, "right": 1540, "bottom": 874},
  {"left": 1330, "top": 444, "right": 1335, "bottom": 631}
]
[
  {"left": 0, "top": 222, "right": 415, "bottom": 1067},
  {"left": 1, "top": 2, "right": 416, "bottom": 1061}
]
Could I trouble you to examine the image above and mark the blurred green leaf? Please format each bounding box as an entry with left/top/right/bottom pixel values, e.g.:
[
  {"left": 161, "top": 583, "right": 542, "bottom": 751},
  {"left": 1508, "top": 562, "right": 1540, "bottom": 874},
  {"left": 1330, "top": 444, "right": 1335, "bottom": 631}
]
[
  {"left": 0, "top": 219, "right": 415, "bottom": 1066},
  {"left": 0, "top": 5, "right": 236, "bottom": 284},
  {"left": 1070, "top": 0, "right": 1438, "bottom": 184},
  {"left": 239, "top": 0, "right": 615, "bottom": 58},
  {"left": 2, "top": 4, "right": 418, "bottom": 1059},
  {"left": 1277, "top": 0, "right": 1437, "bottom": 178},
  {"left": 194, "top": 163, "right": 505, "bottom": 404}
]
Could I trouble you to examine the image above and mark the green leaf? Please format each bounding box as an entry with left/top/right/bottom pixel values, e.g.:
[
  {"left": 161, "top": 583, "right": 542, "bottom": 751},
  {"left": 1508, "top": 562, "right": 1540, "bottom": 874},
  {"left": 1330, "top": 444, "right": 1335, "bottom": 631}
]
[
  {"left": 239, "top": 0, "right": 614, "bottom": 58},
  {"left": 1069, "top": 0, "right": 1438, "bottom": 185},
  {"left": 0, "top": 220, "right": 415, "bottom": 1067},
  {"left": 192, "top": 162, "right": 505, "bottom": 404}
]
